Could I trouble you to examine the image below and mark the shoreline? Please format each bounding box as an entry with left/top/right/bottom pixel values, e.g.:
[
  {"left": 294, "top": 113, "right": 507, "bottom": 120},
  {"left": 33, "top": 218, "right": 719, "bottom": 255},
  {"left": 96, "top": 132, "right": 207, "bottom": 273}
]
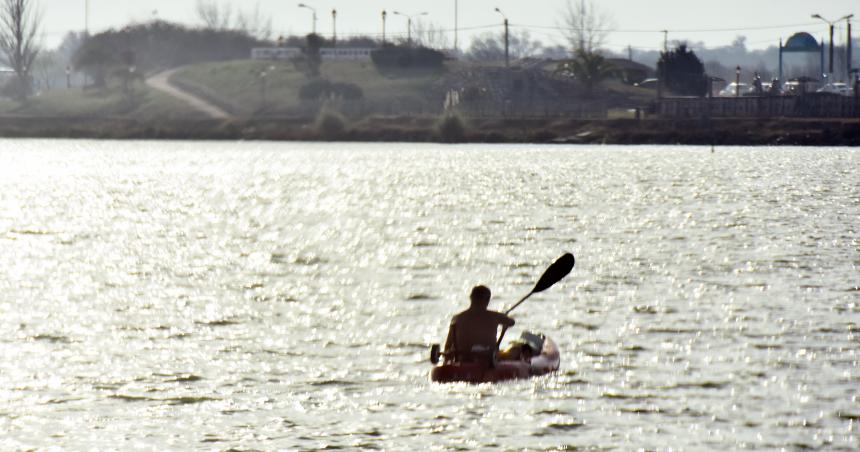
[{"left": 0, "top": 116, "right": 857, "bottom": 146}]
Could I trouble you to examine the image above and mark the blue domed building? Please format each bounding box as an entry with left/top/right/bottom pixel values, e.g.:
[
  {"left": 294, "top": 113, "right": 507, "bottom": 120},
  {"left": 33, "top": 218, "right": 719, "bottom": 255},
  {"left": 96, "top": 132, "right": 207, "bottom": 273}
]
[{"left": 779, "top": 32, "right": 824, "bottom": 86}]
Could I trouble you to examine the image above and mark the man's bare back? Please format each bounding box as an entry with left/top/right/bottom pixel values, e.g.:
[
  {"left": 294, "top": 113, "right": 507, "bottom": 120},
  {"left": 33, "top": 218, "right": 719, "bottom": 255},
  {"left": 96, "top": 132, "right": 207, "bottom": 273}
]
[{"left": 443, "top": 286, "right": 515, "bottom": 359}]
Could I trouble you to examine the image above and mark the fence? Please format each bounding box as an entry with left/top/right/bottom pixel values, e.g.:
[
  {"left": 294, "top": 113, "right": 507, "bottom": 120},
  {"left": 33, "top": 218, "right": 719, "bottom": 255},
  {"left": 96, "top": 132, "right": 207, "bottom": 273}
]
[
  {"left": 659, "top": 94, "right": 860, "bottom": 118},
  {"left": 455, "top": 99, "right": 607, "bottom": 119}
]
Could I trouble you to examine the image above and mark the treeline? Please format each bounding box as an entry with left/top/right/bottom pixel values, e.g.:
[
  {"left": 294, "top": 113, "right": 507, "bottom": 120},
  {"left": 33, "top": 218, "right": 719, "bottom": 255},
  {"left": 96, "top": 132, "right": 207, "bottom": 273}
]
[
  {"left": 617, "top": 35, "right": 860, "bottom": 83},
  {"left": 74, "top": 21, "right": 266, "bottom": 86}
]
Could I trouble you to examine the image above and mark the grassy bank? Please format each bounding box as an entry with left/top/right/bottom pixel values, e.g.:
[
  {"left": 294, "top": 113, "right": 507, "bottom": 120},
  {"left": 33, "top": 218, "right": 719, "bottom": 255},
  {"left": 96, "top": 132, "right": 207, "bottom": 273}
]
[
  {"left": 0, "top": 83, "right": 207, "bottom": 120},
  {"left": 0, "top": 116, "right": 856, "bottom": 146}
]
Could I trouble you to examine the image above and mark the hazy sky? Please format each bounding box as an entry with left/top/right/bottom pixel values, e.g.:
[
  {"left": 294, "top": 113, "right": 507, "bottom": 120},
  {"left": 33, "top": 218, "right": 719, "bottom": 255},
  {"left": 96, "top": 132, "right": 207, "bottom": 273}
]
[{"left": 40, "top": 0, "right": 857, "bottom": 52}]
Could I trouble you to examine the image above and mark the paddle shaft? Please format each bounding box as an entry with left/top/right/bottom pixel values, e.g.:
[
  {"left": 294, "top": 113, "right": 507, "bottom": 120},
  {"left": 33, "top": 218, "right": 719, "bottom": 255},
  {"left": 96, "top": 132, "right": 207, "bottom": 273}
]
[
  {"left": 504, "top": 292, "right": 534, "bottom": 316},
  {"left": 496, "top": 292, "right": 532, "bottom": 348},
  {"left": 495, "top": 253, "right": 575, "bottom": 350}
]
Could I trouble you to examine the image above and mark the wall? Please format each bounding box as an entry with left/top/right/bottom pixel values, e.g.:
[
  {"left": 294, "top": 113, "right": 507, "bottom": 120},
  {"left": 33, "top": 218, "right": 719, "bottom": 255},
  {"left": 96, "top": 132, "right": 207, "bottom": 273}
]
[{"left": 659, "top": 94, "right": 860, "bottom": 118}]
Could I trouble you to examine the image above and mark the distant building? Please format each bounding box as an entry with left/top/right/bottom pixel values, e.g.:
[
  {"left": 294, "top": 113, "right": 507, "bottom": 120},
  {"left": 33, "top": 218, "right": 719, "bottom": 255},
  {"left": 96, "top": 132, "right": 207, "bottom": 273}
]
[
  {"left": 442, "top": 65, "right": 606, "bottom": 118},
  {"left": 251, "top": 47, "right": 375, "bottom": 61},
  {"left": 605, "top": 58, "right": 655, "bottom": 85}
]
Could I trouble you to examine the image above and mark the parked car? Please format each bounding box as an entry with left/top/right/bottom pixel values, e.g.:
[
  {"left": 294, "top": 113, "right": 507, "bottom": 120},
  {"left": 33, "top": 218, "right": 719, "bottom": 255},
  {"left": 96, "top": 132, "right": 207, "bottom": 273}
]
[
  {"left": 782, "top": 77, "right": 819, "bottom": 95},
  {"left": 634, "top": 78, "right": 659, "bottom": 89},
  {"left": 718, "top": 82, "right": 750, "bottom": 97},
  {"left": 817, "top": 82, "right": 853, "bottom": 96}
]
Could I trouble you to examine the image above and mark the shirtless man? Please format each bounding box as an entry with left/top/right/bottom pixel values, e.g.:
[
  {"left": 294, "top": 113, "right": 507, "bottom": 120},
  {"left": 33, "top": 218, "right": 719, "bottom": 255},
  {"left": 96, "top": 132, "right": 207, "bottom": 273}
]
[{"left": 443, "top": 285, "right": 515, "bottom": 362}]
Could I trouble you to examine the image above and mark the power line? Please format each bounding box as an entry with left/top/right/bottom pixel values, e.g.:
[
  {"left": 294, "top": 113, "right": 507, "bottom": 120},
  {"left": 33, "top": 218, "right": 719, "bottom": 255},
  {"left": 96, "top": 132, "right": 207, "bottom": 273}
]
[{"left": 510, "top": 21, "right": 823, "bottom": 35}]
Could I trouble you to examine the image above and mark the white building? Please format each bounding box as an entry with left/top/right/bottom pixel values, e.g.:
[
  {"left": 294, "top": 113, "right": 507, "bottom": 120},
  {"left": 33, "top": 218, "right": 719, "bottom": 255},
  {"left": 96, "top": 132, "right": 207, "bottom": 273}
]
[{"left": 251, "top": 47, "right": 375, "bottom": 61}]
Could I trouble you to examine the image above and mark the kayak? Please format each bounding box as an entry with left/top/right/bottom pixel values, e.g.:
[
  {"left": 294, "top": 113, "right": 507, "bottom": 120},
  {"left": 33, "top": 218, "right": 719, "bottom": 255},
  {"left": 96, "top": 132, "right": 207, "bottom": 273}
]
[{"left": 429, "top": 334, "right": 560, "bottom": 384}]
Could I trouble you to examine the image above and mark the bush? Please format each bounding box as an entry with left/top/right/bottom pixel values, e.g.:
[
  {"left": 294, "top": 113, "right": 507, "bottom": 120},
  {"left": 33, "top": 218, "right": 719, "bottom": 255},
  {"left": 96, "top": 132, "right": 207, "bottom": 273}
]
[
  {"left": 333, "top": 82, "right": 363, "bottom": 100},
  {"left": 314, "top": 107, "right": 347, "bottom": 138},
  {"left": 437, "top": 114, "right": 468, "bottom": 143},
  {"left": 299, "top": 79, "right": 331, "bottom": 100},
  {"left": 299, "top": 79, "right": 363, "bottom": 101},
  {"left": 371, "top": 45, "right": 446, "bottom": 72},
  {"left": 1, "top": 76, "right": 30, "bottom": 101}
]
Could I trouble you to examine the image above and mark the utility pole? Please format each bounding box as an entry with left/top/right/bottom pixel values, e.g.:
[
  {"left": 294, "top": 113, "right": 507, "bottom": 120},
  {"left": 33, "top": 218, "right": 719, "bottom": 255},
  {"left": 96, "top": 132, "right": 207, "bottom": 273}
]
[
  {"left": 495, "top": 8, "right": 509, "bottom": 68},
  {"left": 847, "top": 16, "right": 854, "bottom": 81},
  {"left": 504, "top": 19, "right": 509, "bottom": 67},
  {"left": 829, "top": 23, "right": 834, "bottom": 75},
  {"left": 662, "top": 30, "right": 668, "bottom": 52},
  {"left": 454, "top": 0, "right": 459, "bottom": 52}
]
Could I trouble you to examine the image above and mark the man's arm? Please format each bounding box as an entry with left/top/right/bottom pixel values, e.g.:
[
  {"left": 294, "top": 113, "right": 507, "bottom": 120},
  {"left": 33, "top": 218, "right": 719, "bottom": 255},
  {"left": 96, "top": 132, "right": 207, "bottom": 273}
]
[
  {"left": 443, "top": 320, "right": 457, "bottom": 353},
  {"left": 494, "top": 311, "right": 515, "bottom": 328},
  {"left": 494, "top": 312, "right": 515, "bottom": 349}
]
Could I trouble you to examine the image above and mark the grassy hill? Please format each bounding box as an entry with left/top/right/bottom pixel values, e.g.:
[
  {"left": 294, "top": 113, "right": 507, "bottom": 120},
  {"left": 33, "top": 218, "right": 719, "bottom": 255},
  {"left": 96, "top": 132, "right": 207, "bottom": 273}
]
[{"left": 169, "top": 59, "right": 450, "bottom": 117}]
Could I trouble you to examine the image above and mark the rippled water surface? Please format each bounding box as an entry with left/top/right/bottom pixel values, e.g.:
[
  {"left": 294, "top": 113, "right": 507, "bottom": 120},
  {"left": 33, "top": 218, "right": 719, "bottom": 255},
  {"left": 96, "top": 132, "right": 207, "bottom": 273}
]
[{"left": 1, "top": 140, "right": 858, "bottom": 450}]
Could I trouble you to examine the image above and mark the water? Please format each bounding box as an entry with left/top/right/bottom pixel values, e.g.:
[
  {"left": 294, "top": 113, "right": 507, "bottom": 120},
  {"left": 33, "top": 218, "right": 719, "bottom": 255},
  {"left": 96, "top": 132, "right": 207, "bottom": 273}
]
[{"left": 1, "top": 140, "right": 857, "bottom": 450}]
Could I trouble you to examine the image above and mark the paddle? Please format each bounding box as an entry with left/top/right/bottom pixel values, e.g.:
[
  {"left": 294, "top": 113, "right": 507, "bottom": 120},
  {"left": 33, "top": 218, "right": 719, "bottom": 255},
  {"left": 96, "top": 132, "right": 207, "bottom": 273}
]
[{"left": 496, "top": 252, "right": 575, "bottom": 348}]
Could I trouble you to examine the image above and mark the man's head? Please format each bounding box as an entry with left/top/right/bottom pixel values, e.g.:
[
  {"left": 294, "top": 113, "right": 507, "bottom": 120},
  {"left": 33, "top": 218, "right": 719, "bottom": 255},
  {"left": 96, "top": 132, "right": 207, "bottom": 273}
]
[{"left": 469, "top": 285, "right": 491, "bottom": 309}]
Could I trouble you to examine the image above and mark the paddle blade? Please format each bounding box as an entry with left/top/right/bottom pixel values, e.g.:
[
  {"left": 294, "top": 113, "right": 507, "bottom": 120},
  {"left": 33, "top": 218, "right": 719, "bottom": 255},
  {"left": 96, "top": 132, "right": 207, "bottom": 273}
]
[{"left": 532, "top": 253, "right": 575, "bottom": 293}]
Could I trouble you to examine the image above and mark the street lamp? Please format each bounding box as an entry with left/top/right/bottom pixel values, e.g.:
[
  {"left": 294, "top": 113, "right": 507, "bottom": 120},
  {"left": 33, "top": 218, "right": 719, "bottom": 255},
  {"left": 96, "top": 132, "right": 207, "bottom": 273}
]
[
  {"left": 298, "top": 3, "right": 317, "bottom": 35},
  {"left": 735, "top": 66, "right": 741, "bottom": 97},
  {"left": 332, "top": 9, "right": 337, "bottom": 46},
  {"left": 392, "top": 11, "right": 428, "bottom": 47},
  {"left": 382, "top": 10, "right": 387, "bottom": 45},
  {"left": 494, "top": 7, "right": 509, "bottom": 68},
  {"left": 811, "top": 13, "right": 853, "bottom": 77}
]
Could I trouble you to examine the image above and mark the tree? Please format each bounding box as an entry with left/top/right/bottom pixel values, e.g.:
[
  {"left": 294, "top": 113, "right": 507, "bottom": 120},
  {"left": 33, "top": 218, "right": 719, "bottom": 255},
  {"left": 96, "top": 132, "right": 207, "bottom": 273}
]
[
  {"left": 466, "top": 30, "right": 544, "bottom": 62},
  {"left": 657, "top": 44, "right": 708, "bottom": 97},
  {"left": 411, "top": 19, "right": 450, "bottom": 50},
  {"left": 233, "top": 2, "right": 271, "bottom": 41},
  {"left": 557, "top": 49, "right": 614, "bottom": 94},
  {"left": 0, "top": 0, "right": 41, "bottom": 101},
  {"left": 73, "top": 20, "right": 265, "bottom": 85},
  {"left": 31, "top": 47, "right": 57, "bottom": 90},
  {"left": 196, "top": 0, "right": 233, "bottom": 30},
  {"left": 73, "top": 38, "right": 114, "bottom": 87},
  {"left": 301, "top": 33, "right": 325, "bottom": 77},
  {"left": 370, "top": 45, "right": 446, "bottom": 72},
  {"left": 196, "top": 0, "right": 271, "bottom": 40},
  {"left": 560, "top": 0, "right": 613, "bottom": 54}
]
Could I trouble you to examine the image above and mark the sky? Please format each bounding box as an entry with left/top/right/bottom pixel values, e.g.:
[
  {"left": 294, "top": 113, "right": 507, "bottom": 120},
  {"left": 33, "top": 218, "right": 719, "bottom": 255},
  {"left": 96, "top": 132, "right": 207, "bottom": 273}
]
[{"left": 39, "top": 0, "right": 857, "bottom": 52}]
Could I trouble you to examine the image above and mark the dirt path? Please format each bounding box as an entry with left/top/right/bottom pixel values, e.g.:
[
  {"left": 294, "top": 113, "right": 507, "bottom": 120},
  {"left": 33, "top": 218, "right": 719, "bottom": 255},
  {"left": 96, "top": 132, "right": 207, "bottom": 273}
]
[{"left": 146, "top": 68, "right": 231, "bottom": 120}]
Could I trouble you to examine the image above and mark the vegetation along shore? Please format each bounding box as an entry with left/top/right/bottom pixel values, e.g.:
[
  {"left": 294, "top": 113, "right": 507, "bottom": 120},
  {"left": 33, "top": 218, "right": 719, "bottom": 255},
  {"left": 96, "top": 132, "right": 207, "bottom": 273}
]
[{"left": 1, "top": 115, "right": 858, "bottom": 146}]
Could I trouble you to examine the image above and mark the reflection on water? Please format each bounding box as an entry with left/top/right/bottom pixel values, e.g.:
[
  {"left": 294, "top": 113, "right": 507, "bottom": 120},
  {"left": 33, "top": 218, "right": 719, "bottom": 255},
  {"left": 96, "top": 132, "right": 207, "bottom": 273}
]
[{"left": 0, "top": 140, "right": 858, "bottom": 450}]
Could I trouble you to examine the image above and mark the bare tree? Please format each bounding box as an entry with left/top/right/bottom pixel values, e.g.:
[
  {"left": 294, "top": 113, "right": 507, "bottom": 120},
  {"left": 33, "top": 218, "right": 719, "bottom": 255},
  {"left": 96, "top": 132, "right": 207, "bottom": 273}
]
[
  {"left": 0, "top": 0, "right": 41, "bottom": 100},
  {"left": 560, "top": 0, "right": 613, "bottom": 54},
  {"left": 466, "top": 30, "right": 544, "bottom": 62},
  {"left": 412, "top": 20, "right": 450, "bottom": 50},
  {"left": 196, "top": 0, "right": 233, "bottom": 30},
  {"left": 235, "top": 3, "right": 271, "bottom": 41},
  {"left": 196, "top": 0, "right": 271, "bottom": 40}
]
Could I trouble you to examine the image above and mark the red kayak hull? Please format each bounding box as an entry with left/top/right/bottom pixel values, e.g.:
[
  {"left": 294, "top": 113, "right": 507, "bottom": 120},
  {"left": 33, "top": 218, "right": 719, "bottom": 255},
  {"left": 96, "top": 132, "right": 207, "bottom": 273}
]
[{"left": 430, "top": 337, "right": 561, "bottom": 384}]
